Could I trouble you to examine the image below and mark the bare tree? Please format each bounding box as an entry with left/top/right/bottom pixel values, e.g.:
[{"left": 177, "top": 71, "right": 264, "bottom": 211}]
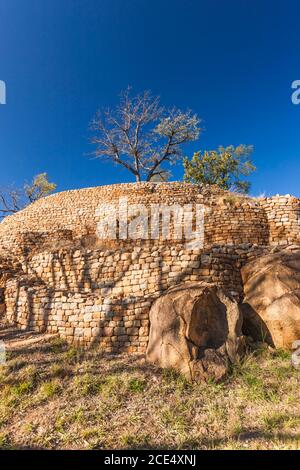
[
  {"left": 0, "top": 173, "right": 56, "bottom": 220},
  {"left": 0, "top": 189, "right": 22, "bottom": 218},
  {"left": 90, "top": 88, "right": 202, "bottom": 182}
]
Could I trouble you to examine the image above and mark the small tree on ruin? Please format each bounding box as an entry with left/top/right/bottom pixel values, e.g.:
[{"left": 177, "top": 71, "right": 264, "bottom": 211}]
[
  {"left": 0, "top": 173, "right": 56, "bottom": 219},
  {"left": 183, "top": 145, "right": 255, "bottom": 193}
]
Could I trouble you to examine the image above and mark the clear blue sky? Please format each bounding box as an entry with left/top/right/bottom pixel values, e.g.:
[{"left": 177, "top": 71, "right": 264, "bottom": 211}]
[{"left": 0, "top": 0, "right": 299, "bottom": 196}]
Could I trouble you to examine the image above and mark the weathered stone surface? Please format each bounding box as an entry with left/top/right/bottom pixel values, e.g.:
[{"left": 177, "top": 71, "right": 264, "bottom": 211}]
[
  {"left": 241, "top": 249, "right": 300, "bottom": 349},
  {"left": 0, "top": 303, "right": 5, "bottom": 318},
  {"left": 146, "top": 282, "right": 245, "bottom": 382},
  {"left": 0, "top": 182, "right": 299, "bottom": 351}
]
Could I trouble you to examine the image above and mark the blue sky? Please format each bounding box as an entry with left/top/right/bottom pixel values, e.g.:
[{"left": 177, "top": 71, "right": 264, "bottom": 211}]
[{"left": 0, "top": 0, "right": 299, "bottom": 196}]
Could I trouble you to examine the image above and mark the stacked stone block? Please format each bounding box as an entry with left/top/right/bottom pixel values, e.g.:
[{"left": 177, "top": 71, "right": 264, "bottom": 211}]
[{"left": 0, "top": 183, "right": 299, "bottom": 352}]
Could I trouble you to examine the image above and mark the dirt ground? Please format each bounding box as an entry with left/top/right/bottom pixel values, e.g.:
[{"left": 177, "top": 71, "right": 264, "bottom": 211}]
[{"left": 0, "top": 323, "right": 299, "bottom": 450}]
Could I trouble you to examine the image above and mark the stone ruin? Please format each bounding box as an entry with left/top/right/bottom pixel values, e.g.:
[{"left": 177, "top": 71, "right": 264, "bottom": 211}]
[{"left": 0, "top": 182, "right": 300, "bottom": 381}]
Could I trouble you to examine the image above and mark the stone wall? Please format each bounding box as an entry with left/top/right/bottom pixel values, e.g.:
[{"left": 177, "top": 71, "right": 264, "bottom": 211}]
[
  {"left": 260, "top": 195, "right": 300, "bottom": 245},
  {"left": 0, "top": 183, "right": 271, "bottom": 254},
  {"left": 3, "top": 242, "right": 268, "bottom": 351},
  {"left": 0, "top": 183, "right": 299, "bottom": 352},
  {"left": 0, "top": 289, "right": 5, "bottom": 319}
]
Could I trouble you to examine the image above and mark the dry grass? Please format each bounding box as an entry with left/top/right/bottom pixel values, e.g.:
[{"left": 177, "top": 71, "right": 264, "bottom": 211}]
[{"left": 0, "top": 325, "right": 299, "bottom": 450}]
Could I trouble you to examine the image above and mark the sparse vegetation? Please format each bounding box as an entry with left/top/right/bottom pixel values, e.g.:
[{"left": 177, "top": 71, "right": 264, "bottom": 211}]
[
  {"left": 39, "top": 380, "right": 62, "bottom": 400},
  {"left": 0, "top": 325, "right": 299, "bottom": 450},
  {"left": 183, "top": 145, "right": 255, "bottom": 193},
  {"left": 221, "top": 193, "right": 250, "bottom": 207},
  {"left": 0, "top": 173, "right": 56, "bottom": 219}
]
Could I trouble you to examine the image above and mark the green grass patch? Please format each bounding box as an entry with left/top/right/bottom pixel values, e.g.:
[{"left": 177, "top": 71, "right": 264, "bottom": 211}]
[{"left": 39, "top": 379, "right": 62, "bottom": 399}]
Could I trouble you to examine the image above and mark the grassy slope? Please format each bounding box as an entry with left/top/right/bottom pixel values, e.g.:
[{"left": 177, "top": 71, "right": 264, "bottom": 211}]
[{"left": 0, "top": 325, "right": 299, "bottom": 450}]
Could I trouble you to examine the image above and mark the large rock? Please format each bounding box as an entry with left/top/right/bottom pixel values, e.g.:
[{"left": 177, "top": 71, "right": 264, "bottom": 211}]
[
  {"left": 241, "top": 248, "right": 300, "bottom": 349},
  {"left": 146, "top": 282, "right": 245, "bottom": 382}
]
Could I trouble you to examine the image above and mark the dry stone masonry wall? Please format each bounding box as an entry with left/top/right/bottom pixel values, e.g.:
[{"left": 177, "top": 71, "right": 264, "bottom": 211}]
[{"left": 0, "top": 182, "right": 299, "bottom": 352}]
